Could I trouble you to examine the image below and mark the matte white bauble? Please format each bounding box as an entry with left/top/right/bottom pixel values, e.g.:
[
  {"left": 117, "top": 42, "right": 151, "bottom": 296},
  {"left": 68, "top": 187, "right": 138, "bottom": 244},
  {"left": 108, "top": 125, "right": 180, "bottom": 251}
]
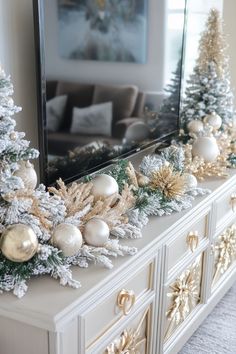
[
  {"left": 204, "top": 112, "right": 222, "bottom": 130},
  {"left": 83, "top": 218, "right": 110, "bottom": 247},
  {"left": 183, "top": 173, "right": 198, "bottom": 191},
  {"left": 91, "top": 174, "right": 119, "bottom": 200},
  {"left": 14, "top": 161, "right": 37, "bottom": 189},
  {"left": 192, "top": 136, "right": 219, "bottom": 163},
  {"left": 187, "top": 120, "right": 204, "bottom": 134},
  {"left": 124, "top": 122, "right": 150, "bottom": 143},
  {"left": 51, "top": 223, "right": 83, "bottom": 257}
]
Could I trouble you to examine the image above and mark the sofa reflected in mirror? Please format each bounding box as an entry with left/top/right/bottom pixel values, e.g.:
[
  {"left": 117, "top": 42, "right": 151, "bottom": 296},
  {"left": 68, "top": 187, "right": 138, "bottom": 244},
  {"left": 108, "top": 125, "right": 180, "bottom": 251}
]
[
  {"left": 46, "top": 80, "right": 146, "bottom": 154},
  {"left": 45, "top": 79, "right": 179, "bottom": 184},
  {"left": 46, "top": 80, "right": 146, "bottom": 183}
]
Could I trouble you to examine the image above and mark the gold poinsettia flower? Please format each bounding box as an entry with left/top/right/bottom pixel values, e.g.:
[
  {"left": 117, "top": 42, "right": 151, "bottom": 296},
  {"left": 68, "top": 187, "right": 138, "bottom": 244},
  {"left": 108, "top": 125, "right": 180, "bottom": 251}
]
[
  {"left": 150, "top": 165, "right": 186, "bottom": 199},
  {"left": 213, "top": 224, "right": 236, "bottom": 285},
  {"left": 165, "top": 258, "right": 201, "bottom": 339}
]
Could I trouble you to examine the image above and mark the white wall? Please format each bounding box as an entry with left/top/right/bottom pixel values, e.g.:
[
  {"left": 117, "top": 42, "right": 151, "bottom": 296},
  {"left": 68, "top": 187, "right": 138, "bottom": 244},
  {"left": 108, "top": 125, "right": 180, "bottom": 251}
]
[
  {"left": 0, "top": 0, "right": 39, "bottom": 154},
  {"left": 223, "top": 0, "right": 236, "bottom": 105}
]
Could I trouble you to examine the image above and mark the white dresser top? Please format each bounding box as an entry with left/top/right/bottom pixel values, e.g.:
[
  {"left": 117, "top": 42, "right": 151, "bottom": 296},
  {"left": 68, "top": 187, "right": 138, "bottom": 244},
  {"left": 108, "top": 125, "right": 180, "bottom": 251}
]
[{"left": 0, "top": 169, "right": 235, "bottom": 331}]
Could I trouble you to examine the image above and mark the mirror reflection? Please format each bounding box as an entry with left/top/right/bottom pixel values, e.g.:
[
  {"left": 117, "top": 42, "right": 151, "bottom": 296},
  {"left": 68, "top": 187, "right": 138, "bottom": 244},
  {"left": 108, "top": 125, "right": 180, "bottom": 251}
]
[{"left": 40, "top": 0, "right": 186, "bottom": 184}]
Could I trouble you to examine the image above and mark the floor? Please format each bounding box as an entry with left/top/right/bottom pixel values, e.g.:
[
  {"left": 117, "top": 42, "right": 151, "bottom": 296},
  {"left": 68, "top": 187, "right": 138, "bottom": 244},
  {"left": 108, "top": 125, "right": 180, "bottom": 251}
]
[{"left": 179, "top": 282, "right": 236, "bottom": 354}]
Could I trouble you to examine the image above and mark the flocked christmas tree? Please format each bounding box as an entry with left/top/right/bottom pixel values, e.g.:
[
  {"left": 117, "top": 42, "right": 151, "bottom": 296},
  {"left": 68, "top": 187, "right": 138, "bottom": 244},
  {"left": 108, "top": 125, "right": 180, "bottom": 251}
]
[
  {"left": 181, "top": 9, "right": 234, "bottom": 132},
  {"left": 0, "top": 67, "right": 80, "bottom": 297},
  {"left": 160, "top": 58, "right": 182, "bottom": 118},
  {"left": 146, "top": 59, "right": 182, "bottom": 137}
]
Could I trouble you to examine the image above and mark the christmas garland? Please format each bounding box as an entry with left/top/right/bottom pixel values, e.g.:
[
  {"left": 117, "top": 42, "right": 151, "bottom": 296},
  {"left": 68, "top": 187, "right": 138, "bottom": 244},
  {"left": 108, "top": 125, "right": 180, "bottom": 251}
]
[
  {"left": 1, "top": 8, "right": 235, "bottom": 297},
  {"left": 0, "top": 137, "right": 211, "bottom": 298},
  {"left": 47, "top": 141, "right": 137, "bottom": 185}
]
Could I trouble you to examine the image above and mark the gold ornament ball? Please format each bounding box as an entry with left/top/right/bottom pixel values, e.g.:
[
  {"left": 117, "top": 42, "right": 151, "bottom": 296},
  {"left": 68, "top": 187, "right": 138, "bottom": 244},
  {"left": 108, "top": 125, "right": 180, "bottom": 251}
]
[
  {"left": 83, "top": 218, "right": 110, "bottom": 247},
  {"left": 51, "top": 223, "right": 83, "bottom": 257},
  {"left": 14, "top": 161, "right": 37, "bottom": 189},
  {"left": 204, "top": 112, "right": 222, "bottom": 130},
  {"left": 187, "top": 120, "right": 204, "bottom": 134},
  {"left": 192, "top": 136, "right": 219, "bottom": 163},
  {"left": 91, "top": 174, "right": 119, "bottom": 200},
  {"left": 137, "top": 174, "right": 150, "bottom": 187},
  {"left": 0, "top": 224, "right": 39, "bottom": 262}
]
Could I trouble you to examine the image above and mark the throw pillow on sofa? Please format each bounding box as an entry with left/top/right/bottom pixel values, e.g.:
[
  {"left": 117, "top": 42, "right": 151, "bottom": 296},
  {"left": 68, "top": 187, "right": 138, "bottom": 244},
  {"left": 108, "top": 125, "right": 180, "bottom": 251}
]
[
  {"left": 70, "top": 102, "right": 112, "bottom": 137},
  {"left": 46, "top": 95, "right": 67, "bottom": 132},
  {"left": 92, "top": 84, "right": 139, "bottom": 130}
]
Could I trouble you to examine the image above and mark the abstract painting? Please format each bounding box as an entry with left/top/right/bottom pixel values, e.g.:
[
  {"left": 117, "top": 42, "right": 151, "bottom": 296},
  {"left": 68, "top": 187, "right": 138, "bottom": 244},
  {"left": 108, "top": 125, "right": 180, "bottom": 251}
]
[{"left": 58, "top": 0, "right": 148, "bottom": 63}]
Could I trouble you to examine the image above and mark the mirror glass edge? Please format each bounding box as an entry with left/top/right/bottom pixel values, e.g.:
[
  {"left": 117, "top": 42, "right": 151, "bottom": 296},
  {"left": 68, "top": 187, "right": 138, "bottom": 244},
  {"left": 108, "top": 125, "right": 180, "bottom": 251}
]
[{"left": 33, "top": 0, "right": 187, "bottom": 186}]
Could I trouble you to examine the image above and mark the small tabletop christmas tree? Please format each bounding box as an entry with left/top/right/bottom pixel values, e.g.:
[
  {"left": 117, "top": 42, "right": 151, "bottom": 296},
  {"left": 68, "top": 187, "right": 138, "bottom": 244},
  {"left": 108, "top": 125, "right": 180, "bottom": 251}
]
[
  {"left": 160, "top": 58, "right": 182, "bottom": 118},
  {"left": 0, "top": 68, "right": 39, "bottom": 193},
  {"left": 0, "top": 67, "right": 80, "bottom": 297},
  {"left": 181, "top": 9, "right": 234, "bottom": 133}
]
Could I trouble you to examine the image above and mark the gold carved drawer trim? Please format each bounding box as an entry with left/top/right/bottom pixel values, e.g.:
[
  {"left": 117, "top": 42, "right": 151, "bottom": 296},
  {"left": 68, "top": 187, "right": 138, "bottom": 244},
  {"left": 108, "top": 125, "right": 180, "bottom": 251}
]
[
  {"left": 212, "top": 224, "right": 236, "bottom": 286},
  {"left": 105, "top": 308, "right": 149, "bottom": 354},
  {"left": 165, "top": 255, "right": 202, "bottom": 340}
]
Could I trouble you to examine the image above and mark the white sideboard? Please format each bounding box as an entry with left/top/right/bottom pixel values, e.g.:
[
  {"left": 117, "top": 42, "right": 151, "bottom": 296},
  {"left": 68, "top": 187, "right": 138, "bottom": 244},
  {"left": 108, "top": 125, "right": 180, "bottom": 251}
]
[{"left": 0, "top": 169, "right": 236, "bottom": 354}]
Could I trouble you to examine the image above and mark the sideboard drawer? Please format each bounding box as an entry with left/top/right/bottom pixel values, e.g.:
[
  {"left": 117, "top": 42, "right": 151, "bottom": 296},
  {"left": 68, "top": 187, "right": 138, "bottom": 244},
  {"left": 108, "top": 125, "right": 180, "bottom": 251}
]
[
  {"left": 164, "top": 254, "right": 203, "bottom": 341},
  {"left": 167, "top": 213, "right": 208, "bottom": 272},
  {"left": 216, "top": 186, "right": 236, "bottom": 225},
  {"left": 85, "top": 262, "right": 153, "bottom": 349},
  {"left": 102, "top": 304, "right": 151, "bottom": 354}
]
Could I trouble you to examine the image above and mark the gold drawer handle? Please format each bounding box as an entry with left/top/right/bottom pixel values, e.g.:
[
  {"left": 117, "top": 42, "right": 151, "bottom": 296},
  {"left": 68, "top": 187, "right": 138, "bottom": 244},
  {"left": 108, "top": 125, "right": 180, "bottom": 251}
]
[
  {"left": 186, "top": 231, "right": 199, "bottom": 252},
  {"left": 117, "top": 289, "right": 136, "bottom": 316},
  {"left": 230, "top": 193, "right": 236, "bottom": 212}
]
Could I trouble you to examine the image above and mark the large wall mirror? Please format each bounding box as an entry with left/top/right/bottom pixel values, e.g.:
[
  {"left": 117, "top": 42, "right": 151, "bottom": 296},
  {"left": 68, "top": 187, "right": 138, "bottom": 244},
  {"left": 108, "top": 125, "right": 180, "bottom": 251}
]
[{"left": 34, "top": 0, "right": 187, "bottom": 185}]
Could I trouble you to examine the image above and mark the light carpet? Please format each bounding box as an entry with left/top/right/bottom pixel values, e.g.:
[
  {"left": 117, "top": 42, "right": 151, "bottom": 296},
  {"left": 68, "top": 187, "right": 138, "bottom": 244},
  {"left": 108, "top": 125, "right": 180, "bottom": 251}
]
[{"left": 179, "top": 282, "right": 236, "bottom": 354}]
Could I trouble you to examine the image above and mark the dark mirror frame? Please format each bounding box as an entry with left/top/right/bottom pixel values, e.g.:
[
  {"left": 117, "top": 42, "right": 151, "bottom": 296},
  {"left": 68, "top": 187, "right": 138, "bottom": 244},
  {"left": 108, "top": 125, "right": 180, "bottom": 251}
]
[{"left": 33, "top": 0, "right": 188, "bottom": 186}]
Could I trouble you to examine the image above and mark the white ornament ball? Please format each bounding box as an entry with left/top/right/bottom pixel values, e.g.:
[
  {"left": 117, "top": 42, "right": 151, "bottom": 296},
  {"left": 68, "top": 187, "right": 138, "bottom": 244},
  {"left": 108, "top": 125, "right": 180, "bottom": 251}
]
[
  {"left": 183, "top": 173, "right": 198, "bottom": 191},
  {"left": 10, "top": 131, "right": 17, "bottom": 141},
  {"left": 204, "top": 112, "right": 222, "bottom": 130},
  {"left": 91, "top": 174, "right": 119, "bottom": 200},
  {"left": 124, "top": 122, "right": 150, "bottom": 143},
  {"left": 0, "top": 224, "right": 39, "bottom": 262},
  {"left": 14, "top": 161, "right": 37, "bottom": 189},
  {"left": 187, "top": 120, "right": 204, "bottom": 134},
  {"left": 83, "top": 218, "right": 110, "bottom": 247},
  {"left": 192, "top": 136, "right": 219, "bottom": 163},
  {"left": 51, "top": 223, "right": 83, "bottom": 257}
]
